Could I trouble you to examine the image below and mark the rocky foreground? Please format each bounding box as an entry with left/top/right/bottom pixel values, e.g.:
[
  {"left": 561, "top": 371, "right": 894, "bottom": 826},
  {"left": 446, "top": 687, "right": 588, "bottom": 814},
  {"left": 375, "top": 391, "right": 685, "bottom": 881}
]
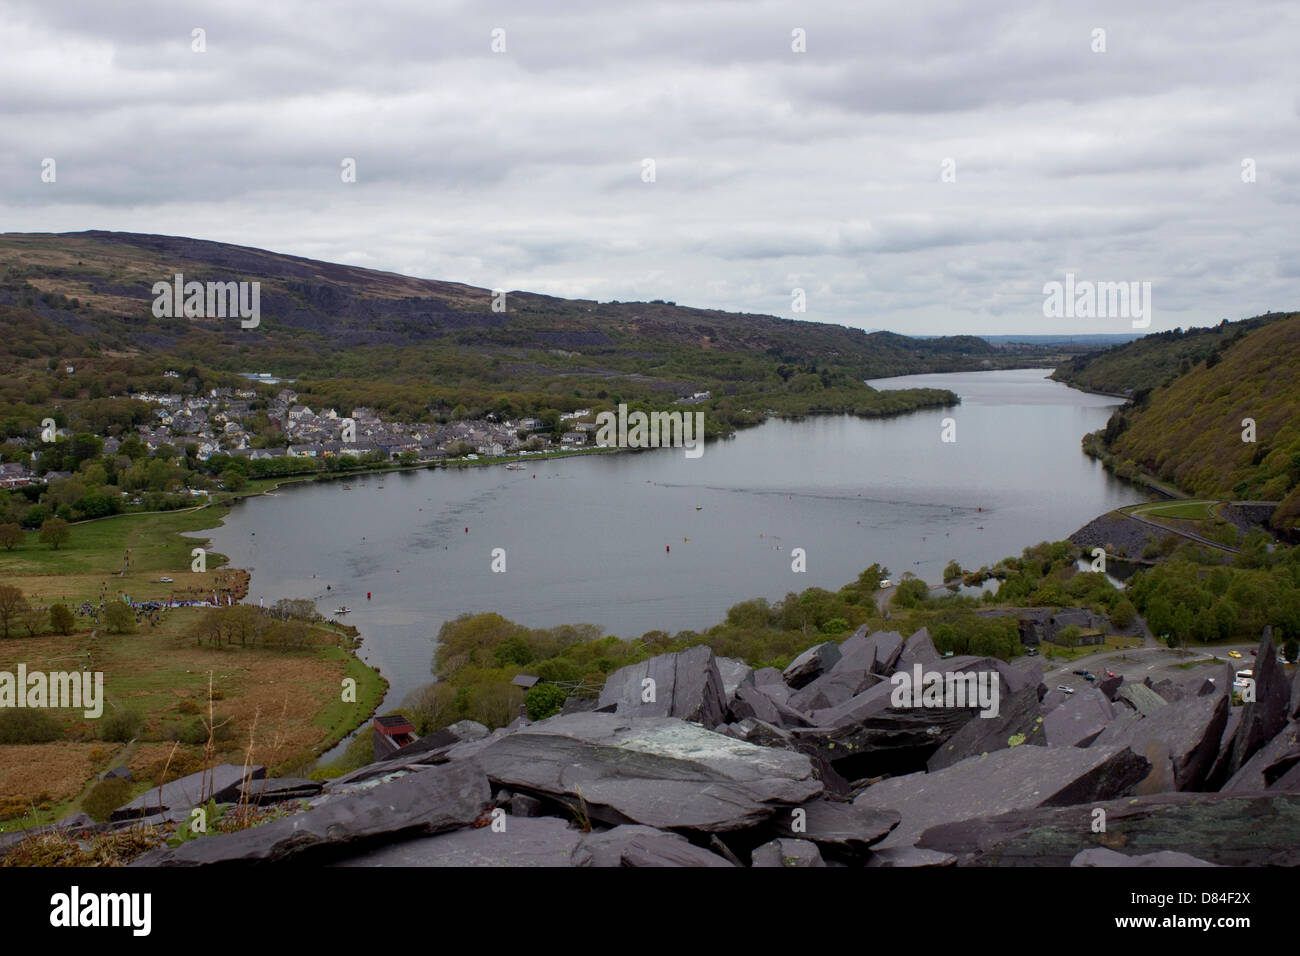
[{"left": 15, "top": 626, "right": 1300, "bottom": 866}]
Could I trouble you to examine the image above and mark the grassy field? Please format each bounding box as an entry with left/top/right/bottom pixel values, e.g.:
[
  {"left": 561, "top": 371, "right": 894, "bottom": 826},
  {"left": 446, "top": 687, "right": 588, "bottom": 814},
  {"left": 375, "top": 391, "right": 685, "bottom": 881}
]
[
  {"left": 0, "top": 503, "right": 386, "bottom": 829},
  {"left": 1125, "top": 500, "right": 1216, "bottom": 520}
]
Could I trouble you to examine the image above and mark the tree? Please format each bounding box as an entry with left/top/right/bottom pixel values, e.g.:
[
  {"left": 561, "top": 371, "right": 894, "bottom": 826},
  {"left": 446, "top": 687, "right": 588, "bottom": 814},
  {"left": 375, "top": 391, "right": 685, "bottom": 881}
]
[
  {"left": 0, "top": 585, "right": 29, "bottom": 638},
  {"left": 221, "top": 468, "right": 247, "bottom": 492},
  {"left": 0, "top": 523, "right": 22, "bottom": 550},
  {"left": 524, "top": 683, "right": 567, "bottom": 721},
  {"left": 104, "top": 600, "right": 135, "bottom": 634},
  {"left": 49, "top": 603, "right": 76, "bottom": 635},
  {"left": 39, "top": 517, "right": 71, "bottom": 550},
  {"left": 943, "top": 560, "right": 963, "bottom": 582}
]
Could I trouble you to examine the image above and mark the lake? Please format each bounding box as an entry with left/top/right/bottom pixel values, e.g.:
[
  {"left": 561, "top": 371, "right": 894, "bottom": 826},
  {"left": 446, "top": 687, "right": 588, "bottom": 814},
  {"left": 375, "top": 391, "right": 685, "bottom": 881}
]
[{"left": 202, "top": 368, "right": 1143, "bottom": 740}]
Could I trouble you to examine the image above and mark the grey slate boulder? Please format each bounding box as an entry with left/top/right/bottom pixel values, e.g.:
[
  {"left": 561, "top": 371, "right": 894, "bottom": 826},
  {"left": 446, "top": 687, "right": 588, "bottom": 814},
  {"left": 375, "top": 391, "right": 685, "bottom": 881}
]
[
  {"left": 928, "top": 681, "right": 1047, "bottom": 771},
  {"left": 1070, "top": 847, "right": 1217, "bottom": 867},
  {"left": 239, "top": 777, "right": 322, "bottom": 803},
  {"left": 853, "top": 744, "right": 1150, "bottom": 850},
  {"left": 1098, "top": 674, "right": 1123, "bottom": 701},
  {"left": 1044, "top": 686, "right": 1114, "bottom": 747},
  {"left": 1116, "top": 683, "right": 1168, "bottom": 716},
  {"left": 599, "top": 646, "right": 728, "bottom": 728},
  {"left": 770, "top": 797, "right": 900, "bottom": 861},
  {"left": 470, "top": 712, "right": 823, "bottom": 832},
  {"left": 753, "top": 667, "right": 784, "bottom": 687},
  {"left": 1225, "top": 630, "right": 1290, "bottom": 777},
  {"left": 112, "top": 764, "right": 265, "bottom": 822},
  {"left": 917, "top": 791, "right": 1300, "bottom": 866},
  {"left": 729, "top": 682, "right": 783, "bottom": 725},
  {"left": 1222, "top": 721, "right": 1300, "bottom": 792},
  {"left": 1092, "top": 667, "right": 1229, "bottom": 792},
  {"left": 783, "top": 641, "right": 841, "bottom": 689},
  {"left": 715, "top": 657, "right": 755, "bottom": 709},
  {"left": 789, "top": 630, "right": 902, "bottom": 712},
  {"left": 573, "top": 825, "right": 734, "bottom": 867},
  {"left": 132, "top": 759, "right": 492, "bottom": 865},
  {"left": 751, "top": 838, "right": 825, "bottom": 867},
  {"left": 336, "top": 814, "right": 582, "bottom": 867},
  {"left": 895, "top": 627, "right": 939, "bottom": 672},
  {"left": 865, "top": 846, "right": 956, "bottom": 867}
]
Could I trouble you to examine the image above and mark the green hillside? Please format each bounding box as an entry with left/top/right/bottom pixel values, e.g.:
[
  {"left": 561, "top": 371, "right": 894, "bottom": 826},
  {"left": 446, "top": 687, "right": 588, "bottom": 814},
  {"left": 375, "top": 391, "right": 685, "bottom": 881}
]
[
  {"left": 0, "top": 230, "right": 1070, "bottom": 435},
  {"left": 1096, "top": 314, "right": 1300, "bottom": 530},
  {"left": 1051, "top": 312, "right": 1290, "bottom": 395}
]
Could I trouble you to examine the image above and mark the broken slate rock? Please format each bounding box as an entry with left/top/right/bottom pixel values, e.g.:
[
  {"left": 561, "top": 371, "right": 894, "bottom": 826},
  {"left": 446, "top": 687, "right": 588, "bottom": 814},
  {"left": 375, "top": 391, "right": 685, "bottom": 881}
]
[
  {"left": 112, "top": 764, "right": 265, "bottom": 822},
  {"left": 854, "top": 744, "right": 1150, "bottom": 850},
  {"left": 132, "top": 759, "right": 492, "bottom": 866},
  {"left": 336, "top": 814, "right": 582, "bottom": 867},
  {"left": 1044, "top": 686, "right": 1114, "bottom": 748},
  {"left": 770, "top": 797, "right": 900, "bottom": 861},
  {"left": 1070, "top": 847, "right": 1217, "bottom": 867},
  {"left": 783, "top": 641, "right": 842, "bottom": 689},
  {"left": 599, "top": 646, "right": 728, "bottom": 728},
  {"left": 470, "top": 713, "right": 823, "bottom": 832},
  {"left": 573, "top": 825, "right": 734, "bottom": 867},
  {"left": 751, "top": 838, "right": 825, "bottom": 867}
]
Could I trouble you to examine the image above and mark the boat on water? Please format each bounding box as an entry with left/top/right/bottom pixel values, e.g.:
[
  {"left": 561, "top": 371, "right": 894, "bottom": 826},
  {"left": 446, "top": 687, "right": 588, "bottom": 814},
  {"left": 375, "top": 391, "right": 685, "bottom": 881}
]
[
  {"left": 334, "top": 606, "right": 351, "bottom": 615},
  {"left": 342, "top": 484, "right": 352, "bottom": 490},
  {"left": 506, "top": 463, "right": 525, "bottom": 470}
]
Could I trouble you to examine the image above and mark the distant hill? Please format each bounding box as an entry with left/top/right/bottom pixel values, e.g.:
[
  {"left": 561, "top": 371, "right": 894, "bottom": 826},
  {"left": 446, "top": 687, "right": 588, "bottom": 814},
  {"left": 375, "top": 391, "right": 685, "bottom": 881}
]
[
  {"left": 0, "top": 230, "right": 1058, "bottom": 433},
  {"left": 1050, "top": 313, "right": 1292, "bottom": 395},
  {"left": 1095, "top": 314, "right": 1300, "bottom": 530}
]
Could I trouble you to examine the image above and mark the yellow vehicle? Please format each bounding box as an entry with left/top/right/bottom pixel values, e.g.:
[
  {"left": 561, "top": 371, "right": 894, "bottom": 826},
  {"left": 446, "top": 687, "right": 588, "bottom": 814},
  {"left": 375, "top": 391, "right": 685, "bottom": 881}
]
[{"left": 1228, "top": 650, "right": 1243, "bottom": 659}]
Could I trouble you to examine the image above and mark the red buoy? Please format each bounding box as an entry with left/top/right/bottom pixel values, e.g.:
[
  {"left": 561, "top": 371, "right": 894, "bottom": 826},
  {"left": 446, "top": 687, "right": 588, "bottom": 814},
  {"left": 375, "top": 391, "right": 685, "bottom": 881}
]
[
  {"left": 367, "top": 592, "right": 371, "bottom": 600},
  {"left": 666, "top": 545, "right": 670, "bottom": 553}
]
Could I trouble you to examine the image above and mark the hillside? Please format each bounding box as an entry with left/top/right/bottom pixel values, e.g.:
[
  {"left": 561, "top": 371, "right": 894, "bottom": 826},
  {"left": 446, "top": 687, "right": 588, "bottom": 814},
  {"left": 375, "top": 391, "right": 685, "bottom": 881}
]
[
  {"left": 1096, "top": 314, "right": 1300, "bottom": 530},
  {"left": 1050, "top": 312, "right": 1291, "bottom": 396},
  {"left": 0, "top": 230, "right": 1067, "bottom": 432}
]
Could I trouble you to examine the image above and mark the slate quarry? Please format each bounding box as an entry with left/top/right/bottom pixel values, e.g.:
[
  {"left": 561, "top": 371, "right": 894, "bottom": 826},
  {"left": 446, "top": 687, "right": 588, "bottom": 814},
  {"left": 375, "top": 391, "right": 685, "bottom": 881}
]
[{"left": 17, "top": 626, "right": 1296, "bottom": 867}]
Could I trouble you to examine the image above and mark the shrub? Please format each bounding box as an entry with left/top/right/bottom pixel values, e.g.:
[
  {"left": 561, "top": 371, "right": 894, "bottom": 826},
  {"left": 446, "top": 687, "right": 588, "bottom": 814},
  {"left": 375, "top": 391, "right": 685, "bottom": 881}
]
[
  {"left": 83, "top": 778, "right": 134, "bottom": 822},
  {"left": 100, "top": 709, "right": 143, "bottom": 743},
  {"left": 49, "top": 603, "right": 76, "bottom": 635},
  {"left": 0, "top": 708, "right": 63, "bottom": 744},
  {"left": 524, "top": 683, "right": 567, "bottom": 721},
  {"left": 103, "top": 601, "right": 135, "bottom": 634},
  {"left": 820, "top": 617, "right": 850, "bottom": 634}
]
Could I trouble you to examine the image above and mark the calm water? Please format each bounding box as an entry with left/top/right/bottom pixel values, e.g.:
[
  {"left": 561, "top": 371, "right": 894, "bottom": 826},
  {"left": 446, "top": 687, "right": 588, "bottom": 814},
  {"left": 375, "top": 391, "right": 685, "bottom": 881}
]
[{"left": 202, "top": 368, "right": 1142, "bottom": 737}]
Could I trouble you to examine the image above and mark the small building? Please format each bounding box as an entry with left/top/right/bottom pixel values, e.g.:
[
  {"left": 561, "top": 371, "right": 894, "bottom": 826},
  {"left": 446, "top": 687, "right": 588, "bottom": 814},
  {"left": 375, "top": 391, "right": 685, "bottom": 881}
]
[
  {"left": 373, "top": 714, "right": 418, "bottom": 761},
  {"left": 511, "top": 674, "right": 540, "bottom": 690}
]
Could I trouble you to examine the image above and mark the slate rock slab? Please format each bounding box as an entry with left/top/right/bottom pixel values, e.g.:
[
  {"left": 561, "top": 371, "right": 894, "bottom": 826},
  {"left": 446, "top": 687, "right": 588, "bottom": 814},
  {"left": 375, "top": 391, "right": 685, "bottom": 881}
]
[
  {"left": 471, "top": 713, "right": 823, "bottom": 832},
  {"left": 928, "top": 683, "right": 1047, "bottom": 772},
  {"left": 751, "top": 838, "right": 825, "bottom": 867},
  {"left": 599, "top": 646, "right": 728, "bottom": 728},
  {"left": 1044, "top": 686, "right": 1114, "bottom": 747},
  {"left": 865, "top": 846, "right": 957, "bottom": 867},
  {"left": 895, "top": 627, "right": 939, "bottom": 672},
  {"left": 783, "top": 641, "right": 841, "bottom": 689},
  {"left": 770, "top": 797, "right": 900, "bottom": 860},
  {"left": 239, "top": 777, "right": 322, "bottom": 803},
  {"left": 1222, "top": 721, "right": 1300, "bottom": 792},
  {"left": 1226, "top": 630, "right": 1290, "bottom": 777},
  {"left": 1093, "top": 668, "right": 1228, "bottom": 792},
  {"left": 789, "top": 630, "right": 902, "bottom": 712},
  {"left": 132, "top": 760, "right": 491, "bottom": 866},
  {"left": 335, "top": 814, "right": 582, "bottom": 867},
  {"left": 1116, "top": 684, "right": 1168, "bottom": 716},
  {"left": 917, "top": 792, "right": 1300, "bottom": 867},
  {"left": 716, "top": 657, "right": 755, "bottom": 708},
  {"left": 853, "top": 744, "right": 1150, "bottom": 849},
  {"left": 573, "top": 825, "right": 734, "bottom": 867},
  {"left": 1070, "top": 847, "right": 1217, "bottom": 867},
  {"left": 112, "top": 764, "right": 265, "bottom": 822}
]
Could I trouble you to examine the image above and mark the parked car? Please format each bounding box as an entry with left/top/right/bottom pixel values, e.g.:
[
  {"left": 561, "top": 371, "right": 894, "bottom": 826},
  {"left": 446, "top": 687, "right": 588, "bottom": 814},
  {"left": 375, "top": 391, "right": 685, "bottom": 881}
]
[
  {"left": 1057, "top": 685, "right": 1075, "bottom": 694},
  {"left": 1025, "top": 648, "right": 1039, "bottom": 656},
  {"left": 1106, "top": 671, "right": 1117, "bottom": 678},
  {"left": 1072, "top": 669, "right": 1089, "bottom": 676},
  {"left": 1228, "top": 651, "right": 1243, "bottom": 659},
  {"left": 1250, "top": 649, "right": 1257, "bottom": 656},
  {"left": 1084, "top": 673, "right": 1097, "bottom": 683},
  {"left": 159, "top": 577, "right": 173, "bottom": 583}
]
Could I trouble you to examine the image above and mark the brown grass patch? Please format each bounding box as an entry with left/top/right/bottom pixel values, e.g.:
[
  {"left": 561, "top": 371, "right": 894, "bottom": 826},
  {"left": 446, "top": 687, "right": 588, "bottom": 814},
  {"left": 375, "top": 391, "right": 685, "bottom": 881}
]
[{"left": 0, "top": 742, "right": 115, "bottom": 802}]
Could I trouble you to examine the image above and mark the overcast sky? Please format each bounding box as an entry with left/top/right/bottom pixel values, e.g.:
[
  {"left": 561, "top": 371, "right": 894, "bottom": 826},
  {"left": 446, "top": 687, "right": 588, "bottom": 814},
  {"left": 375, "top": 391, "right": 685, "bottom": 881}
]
[{"left": 2, "top": 0, "right": 1297, "bottom": 335}]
